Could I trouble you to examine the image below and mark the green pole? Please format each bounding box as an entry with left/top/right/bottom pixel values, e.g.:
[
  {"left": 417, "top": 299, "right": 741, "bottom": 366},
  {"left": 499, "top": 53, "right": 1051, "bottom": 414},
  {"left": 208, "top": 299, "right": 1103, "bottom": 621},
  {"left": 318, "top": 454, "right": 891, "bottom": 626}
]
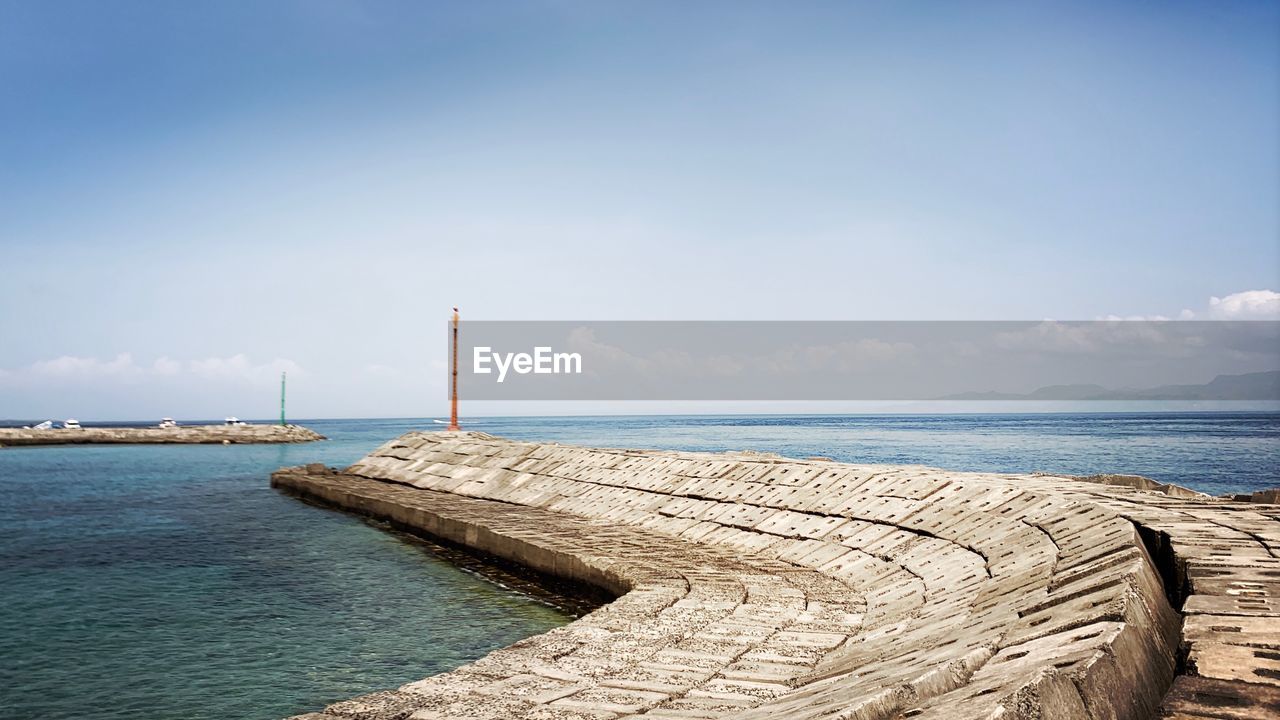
[{"left": 280, "top": 371, "right": 287, "bottom": 426}]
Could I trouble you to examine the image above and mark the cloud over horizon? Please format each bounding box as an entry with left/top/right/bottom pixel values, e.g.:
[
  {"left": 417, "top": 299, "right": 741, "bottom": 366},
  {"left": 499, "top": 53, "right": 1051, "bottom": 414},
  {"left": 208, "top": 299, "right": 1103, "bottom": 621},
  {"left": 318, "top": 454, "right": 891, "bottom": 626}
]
[
  {"left": 0, "top": 353, "right": 309, "bottom": 421},
  {"left": 2, "top": 290, "right": 1277, "bottom": 418},
  {"left": 6, "top": 353, "right": 301, "bottom": 385},
  {"left": 1097, "top": 290, "right": 1280, "bottom": 322},
  {"left": 1199, "top": 290, "right": 1280, "bottom": 320}
]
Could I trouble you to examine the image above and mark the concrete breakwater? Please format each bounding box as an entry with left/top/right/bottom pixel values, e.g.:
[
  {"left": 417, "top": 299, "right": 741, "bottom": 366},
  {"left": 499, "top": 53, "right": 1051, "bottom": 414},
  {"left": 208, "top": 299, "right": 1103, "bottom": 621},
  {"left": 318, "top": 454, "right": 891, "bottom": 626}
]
[
  {"left": 0, "top": 424, "right": 324, "bottom": 446},
  {"left": 273, "top": 431, "right": 1279, "bottom": 720}
]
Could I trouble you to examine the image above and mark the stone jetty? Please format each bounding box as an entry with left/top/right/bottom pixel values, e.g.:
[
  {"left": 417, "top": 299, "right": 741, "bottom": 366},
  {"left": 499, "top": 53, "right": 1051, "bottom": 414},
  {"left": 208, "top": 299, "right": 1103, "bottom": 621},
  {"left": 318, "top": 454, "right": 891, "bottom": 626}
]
[
  {"left": 272, "top": 431, "right": 1279, "bottom": 720},
  {"left": 0, "top": 423, "right": 324, "bottom": 446}
]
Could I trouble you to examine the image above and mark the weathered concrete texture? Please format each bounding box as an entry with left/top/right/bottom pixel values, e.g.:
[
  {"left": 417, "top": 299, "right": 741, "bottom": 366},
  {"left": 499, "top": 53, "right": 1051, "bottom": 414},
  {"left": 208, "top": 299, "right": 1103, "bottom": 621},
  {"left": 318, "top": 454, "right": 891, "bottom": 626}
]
[
  {"left": 272, "top": 431, "right": 1279, "bottom": 720},
  {"left": 0, "top": 424, "right": 324, "bottom": 446}
]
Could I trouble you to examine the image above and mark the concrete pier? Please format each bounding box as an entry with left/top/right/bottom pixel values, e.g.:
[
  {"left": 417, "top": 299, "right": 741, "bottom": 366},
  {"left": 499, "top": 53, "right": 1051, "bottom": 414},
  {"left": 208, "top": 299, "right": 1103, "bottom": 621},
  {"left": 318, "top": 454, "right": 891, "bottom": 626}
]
[
  {"left": 272, "top": 431, "right": 1279, "bottom": 720},
  {"left": 0, "top": 424, "right": 324, "bottom": 447}
]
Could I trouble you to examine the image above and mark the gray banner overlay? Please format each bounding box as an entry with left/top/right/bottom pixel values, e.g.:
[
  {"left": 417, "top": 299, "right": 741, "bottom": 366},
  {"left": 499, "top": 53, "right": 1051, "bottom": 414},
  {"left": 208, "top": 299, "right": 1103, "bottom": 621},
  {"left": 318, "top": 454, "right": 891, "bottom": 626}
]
[{"left": 449, "top": 321, "right": 1280, "bottom": 401}]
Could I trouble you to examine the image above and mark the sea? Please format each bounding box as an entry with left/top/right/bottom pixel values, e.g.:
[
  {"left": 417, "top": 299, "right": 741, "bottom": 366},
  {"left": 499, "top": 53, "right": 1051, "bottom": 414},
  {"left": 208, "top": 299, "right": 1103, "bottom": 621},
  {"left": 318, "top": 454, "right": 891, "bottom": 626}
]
[{"left": 0, "top": 412, "right": 1276, "bottom": 719}]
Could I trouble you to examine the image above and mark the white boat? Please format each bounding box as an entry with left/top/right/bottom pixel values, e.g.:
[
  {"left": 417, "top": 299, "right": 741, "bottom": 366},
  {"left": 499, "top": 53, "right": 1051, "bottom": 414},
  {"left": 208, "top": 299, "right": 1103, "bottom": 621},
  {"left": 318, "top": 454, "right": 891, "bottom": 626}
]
[
  {"left": 63, "top": 419, "right": 82, "bottom": 430},
  {"left": 33, "top": 420, "right": 54, "bottom": 430},
  {"left": 158, "top": 417, "right": 178, "bottom": 429},
  {"left": 224, "top": 417, "right": 244, "bottom": 426}
]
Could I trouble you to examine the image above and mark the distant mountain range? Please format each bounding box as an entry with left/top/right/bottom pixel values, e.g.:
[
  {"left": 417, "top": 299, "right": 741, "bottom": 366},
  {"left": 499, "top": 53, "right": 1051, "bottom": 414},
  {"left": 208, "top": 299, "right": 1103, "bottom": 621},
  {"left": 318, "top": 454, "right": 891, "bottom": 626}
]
[{"left": 938, "top": 371, "right": 1280, "bottom": 401}]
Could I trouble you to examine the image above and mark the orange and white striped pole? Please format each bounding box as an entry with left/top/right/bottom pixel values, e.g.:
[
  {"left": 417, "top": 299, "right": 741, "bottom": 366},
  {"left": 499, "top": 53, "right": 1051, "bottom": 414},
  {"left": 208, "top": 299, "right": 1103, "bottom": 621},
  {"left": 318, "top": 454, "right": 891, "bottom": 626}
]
[{"left": 448, "top": 307, "right": 461, "bottom": 431}]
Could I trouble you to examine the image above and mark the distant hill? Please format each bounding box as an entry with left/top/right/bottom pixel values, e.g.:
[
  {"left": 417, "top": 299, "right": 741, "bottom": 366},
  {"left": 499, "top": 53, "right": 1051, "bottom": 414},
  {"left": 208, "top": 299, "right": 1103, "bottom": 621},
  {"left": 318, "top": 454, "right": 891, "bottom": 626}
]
[{"left": 938, "top": 371, "right": 1280, "bottom": 401}]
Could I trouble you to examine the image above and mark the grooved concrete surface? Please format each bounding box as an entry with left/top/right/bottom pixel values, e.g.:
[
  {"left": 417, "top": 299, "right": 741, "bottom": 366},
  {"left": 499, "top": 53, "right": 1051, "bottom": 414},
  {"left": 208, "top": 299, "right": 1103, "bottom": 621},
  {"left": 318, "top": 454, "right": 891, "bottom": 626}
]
[{"left": 272, "top": 431, "right": 1279, "bottom": 720}]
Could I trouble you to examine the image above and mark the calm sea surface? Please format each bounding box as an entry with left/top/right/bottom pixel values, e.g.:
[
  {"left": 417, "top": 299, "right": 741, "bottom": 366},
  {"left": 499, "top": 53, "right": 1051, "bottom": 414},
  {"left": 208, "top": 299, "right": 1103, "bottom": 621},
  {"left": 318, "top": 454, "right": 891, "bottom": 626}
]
[{"left": 1, "top": 413, "right": 1276, "bottom": 719}]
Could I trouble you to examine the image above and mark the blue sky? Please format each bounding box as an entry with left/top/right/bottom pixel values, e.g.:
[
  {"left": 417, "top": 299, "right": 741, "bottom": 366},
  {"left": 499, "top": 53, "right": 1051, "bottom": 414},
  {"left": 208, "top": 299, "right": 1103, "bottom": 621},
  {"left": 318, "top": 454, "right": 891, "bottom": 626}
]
[{"left": 1, "top": 1, "right": 1278, "bottom": 419}]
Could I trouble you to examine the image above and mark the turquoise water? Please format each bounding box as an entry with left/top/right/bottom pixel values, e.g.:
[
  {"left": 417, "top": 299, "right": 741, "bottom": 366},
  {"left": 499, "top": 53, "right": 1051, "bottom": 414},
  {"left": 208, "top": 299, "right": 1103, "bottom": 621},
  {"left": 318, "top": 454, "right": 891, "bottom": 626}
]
[
  {"left": 1, "top": 413, "right": 1276, "bottom": 719},
  {"left": 0, "top": 420, "right": 571, "bottom": 720}
]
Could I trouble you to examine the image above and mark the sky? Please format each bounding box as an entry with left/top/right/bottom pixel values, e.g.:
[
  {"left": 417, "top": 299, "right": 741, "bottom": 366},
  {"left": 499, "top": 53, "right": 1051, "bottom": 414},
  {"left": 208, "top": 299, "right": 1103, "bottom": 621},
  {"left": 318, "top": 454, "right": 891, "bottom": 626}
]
[{"left": 1, "top": 1, "right": 1278, "bottom": 419}]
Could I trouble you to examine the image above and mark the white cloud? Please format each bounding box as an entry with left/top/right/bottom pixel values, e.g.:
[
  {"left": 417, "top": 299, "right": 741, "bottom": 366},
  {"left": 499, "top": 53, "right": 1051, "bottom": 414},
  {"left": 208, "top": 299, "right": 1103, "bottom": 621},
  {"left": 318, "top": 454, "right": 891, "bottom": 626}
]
[
  {"left": 1, "top": 353, "right": 301, "bottom": 386},
  {"left": 1097, "top": 314, "right": 1172, "bottom": 322},
  {"left": 1101, "top": 290, "right": 1280, "bottom": 321},
  {"left": 996, "top": 321, "right": 1176, "bottom": 354},
  {"left": 153, "top": 356, "right": 182, "bottom": 375},
  {"left": 28, "top": 353, "right": 143, "bottom": 379},
  {"left": 187, "top": 354, "right": 300, "bottom": 384},
  {"left": 1203, "top": 290, "right": 1280, "bottom": 319}
]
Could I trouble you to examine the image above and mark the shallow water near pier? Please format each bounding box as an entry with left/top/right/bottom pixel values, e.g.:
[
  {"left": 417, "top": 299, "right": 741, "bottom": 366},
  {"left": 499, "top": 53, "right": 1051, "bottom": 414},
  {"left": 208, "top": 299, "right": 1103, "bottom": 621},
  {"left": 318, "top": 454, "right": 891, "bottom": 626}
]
[
  {"left": 0, "top": 420, "right": 571, "bottom": 720},
  {"left": 0, "top": 412, "right": 1275, "bottom": 719}
]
